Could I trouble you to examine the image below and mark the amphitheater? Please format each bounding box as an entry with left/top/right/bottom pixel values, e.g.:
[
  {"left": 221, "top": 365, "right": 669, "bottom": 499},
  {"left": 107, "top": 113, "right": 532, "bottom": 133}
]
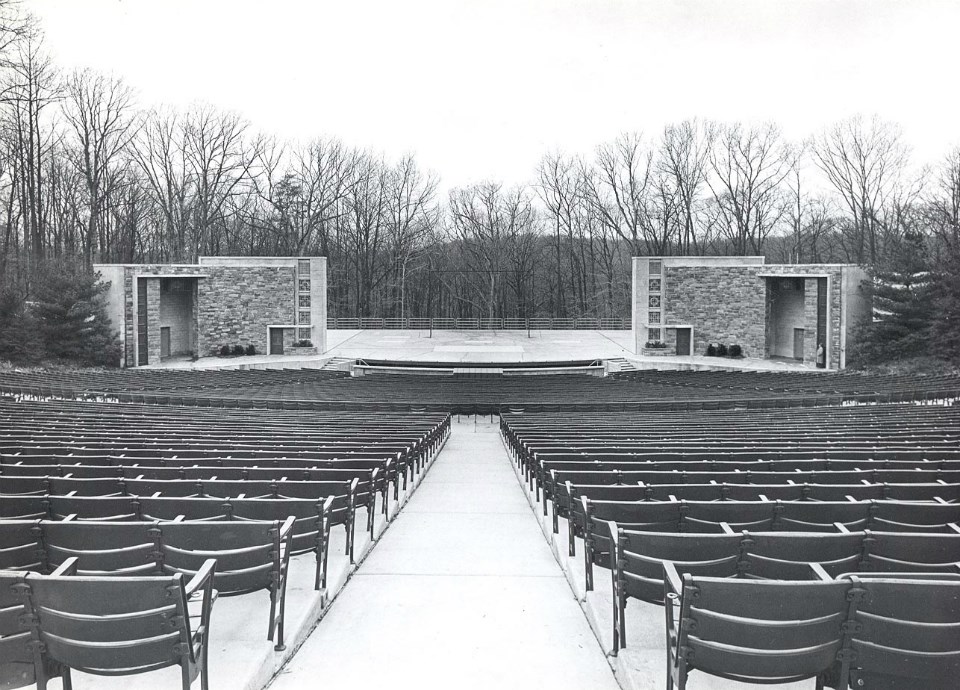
[{"left": 2, "top": 321, "right": 959, "bottom": 689}]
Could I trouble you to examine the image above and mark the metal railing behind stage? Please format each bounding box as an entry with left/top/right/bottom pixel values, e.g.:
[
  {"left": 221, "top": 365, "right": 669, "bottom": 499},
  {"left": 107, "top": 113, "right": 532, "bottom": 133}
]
[{"left": 327, "top": 317, "right": 631, "bottom": 330}]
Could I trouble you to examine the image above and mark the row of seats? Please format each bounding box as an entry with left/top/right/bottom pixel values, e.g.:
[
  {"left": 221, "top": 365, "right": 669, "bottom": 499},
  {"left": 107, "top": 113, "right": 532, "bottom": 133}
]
[
  {"left": 1, "top": 398, "right": 451, "bottom": 689},
  {"left": 502, "top": 403, "right": 960, "bottom": 688},
  {"left": 659, "top": 565, "right": 960, "bottom": 689},
  {"left": 3, "top": 367, "right": 958, "bottom": 414},
  {"left": 2, "top": 555, "right": 216, "bottom": 690},
  {"left": 1, "top": 517, "right": 293, "bottom": 648}
]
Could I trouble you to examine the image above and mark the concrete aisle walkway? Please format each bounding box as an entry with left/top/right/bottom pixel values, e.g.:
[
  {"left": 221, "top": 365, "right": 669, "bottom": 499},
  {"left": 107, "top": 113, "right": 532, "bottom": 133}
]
[{"left": 269, "top": 419, "right": 620, "bottom": 690}]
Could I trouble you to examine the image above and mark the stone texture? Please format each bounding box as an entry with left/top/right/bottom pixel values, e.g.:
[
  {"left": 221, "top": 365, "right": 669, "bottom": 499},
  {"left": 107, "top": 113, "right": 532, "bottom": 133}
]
[{"left": 198, "top": 267, "right": 296, "bottom": 356}]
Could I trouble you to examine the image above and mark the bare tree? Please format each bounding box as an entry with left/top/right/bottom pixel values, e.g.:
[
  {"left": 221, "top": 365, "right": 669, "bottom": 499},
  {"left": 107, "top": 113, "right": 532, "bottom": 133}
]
[
  {"left": 2, "top": 19, "right": 58, "bottom": 263},
  {"left": 132, "top": 108, "right": 190, "bottom": 261},
  {"left": 707, "top": 122, "right": 794, "bottom": 255},
  {"left": 583, "top": 133, "right": 657, "bottom": 254},
  {"left": 813, "top": 115, "right": 908, "bottom": 264},
  {"left": 384, "top": 154, "right": 437, "bottom": 318},
  {"left": 62, "top": 68, "right": 138, "bottom": 263},
  {"left": 659, "top": 119, "right": 713, "bottom": 255},
  {"left": 182, "top": 104, "right": 261, "bottom": 258}
]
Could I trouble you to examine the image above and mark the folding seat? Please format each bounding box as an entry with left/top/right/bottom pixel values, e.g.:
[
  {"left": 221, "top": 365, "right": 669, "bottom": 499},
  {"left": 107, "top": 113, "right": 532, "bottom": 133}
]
[
  {"left": 611, "top": 529, "right": 742, "bottom": 651},
  {"left": 47, "top": 496, "right": 140, "bottom": 521},
  {"left": 862, "top": 532, "right": 960, "bottom": 574},
  {"left": 0, "top": 496, "right": 49, "bottom": 520},
  {"left": 841, "top": 577, "right": 960, "bottom": 689},
  {"left": 0, "top": 570, "right": 70, "bottom": 690},
  {"left": 17, "top": 556, "right": 216, "bottom": 690},
  {"left": 642, "top": 484, "right": 725, "bottom": 501},
  {"left": 138, "top": 497, "right": 231, "bottom": 522},
  {"left": 0, "top": 476, "right": 48, "bottom": 496},
  {"left": 0, "top": 520, "right": 44, "bottom": 571},
  {"left": 723, "top": 484, "right": 806, "bottom": 501},
  {"left": 42, "top": 520, "right": 160, "bottom": 575},
  {"left": 806, "top": 484, "right": 885, "bottom": 501},
  {"left": 662, "top": 565, "right": 856, "bottom": 688},
  {"left": 126, "top": 479, "right": 204, "bottom": 498},
  {"left": 775, "top": 501, "right": 870, "bottom": 532},
  {"left": 870, "top": 501, "right": 960, "bottom": 532},
  {"left": 740, "top": 531, "right": 865, "bottom": 579},
  {"left": 682, "top": 502, "right": 776, "bottom": 533},
  {"left": 48, "top": 477, "right": 124, "bottom": 497},
  {"left": 157, "top": 518, "right": 294, "bottom": 649},
  {"left": 231, "top": 497, "right": 333, "bottom": 589}
]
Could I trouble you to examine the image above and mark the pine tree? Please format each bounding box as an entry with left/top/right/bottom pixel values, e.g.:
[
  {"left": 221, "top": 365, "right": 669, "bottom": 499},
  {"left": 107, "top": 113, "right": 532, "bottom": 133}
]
[
  {"left": 931, "top": 244, "right": 960, "bottom": 363},
  {"left": 853, "top": 231, "right": 934, "bottom": 364},
  {"left": 0, "top": 285, "right": 43, "bottom": 365},
  {"left": 30, "top": 262, "right": 121, "bottom": 367}
]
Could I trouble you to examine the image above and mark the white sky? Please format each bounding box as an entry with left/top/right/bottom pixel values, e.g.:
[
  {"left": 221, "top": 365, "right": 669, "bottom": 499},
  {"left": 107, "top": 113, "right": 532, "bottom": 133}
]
[{"left": 24, "top": 0, "right": 960, "bottom": 189}]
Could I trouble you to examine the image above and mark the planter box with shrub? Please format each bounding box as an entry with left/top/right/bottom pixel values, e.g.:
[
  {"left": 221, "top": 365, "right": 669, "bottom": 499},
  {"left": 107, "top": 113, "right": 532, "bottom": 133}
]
[
  {"left": 642, "top": 340, "right": 673, "bottom": 356},
  {"left": 290, "top": 339, "right": 318, "bottom": 356}
]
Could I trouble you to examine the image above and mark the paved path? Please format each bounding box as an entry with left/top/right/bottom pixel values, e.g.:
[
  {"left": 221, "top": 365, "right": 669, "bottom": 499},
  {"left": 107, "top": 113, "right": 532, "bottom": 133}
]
[{"left": 268, "top": 420, "right": 620, "bottom": 690}]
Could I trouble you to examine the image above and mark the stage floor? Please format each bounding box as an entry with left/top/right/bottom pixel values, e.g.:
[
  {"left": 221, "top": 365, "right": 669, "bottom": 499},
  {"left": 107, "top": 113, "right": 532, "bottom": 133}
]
[
  {"left": 145, "top": 329, "right": 818, "bottom": 372},
  {"left": 324, "top": 329, "right": 633, "bottom": 363}
]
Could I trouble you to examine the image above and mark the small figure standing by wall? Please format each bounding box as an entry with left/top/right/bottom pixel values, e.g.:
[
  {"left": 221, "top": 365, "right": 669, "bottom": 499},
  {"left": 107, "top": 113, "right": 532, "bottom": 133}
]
[{"left": 816, "top": 342, "right": 826, "bottom": 368}]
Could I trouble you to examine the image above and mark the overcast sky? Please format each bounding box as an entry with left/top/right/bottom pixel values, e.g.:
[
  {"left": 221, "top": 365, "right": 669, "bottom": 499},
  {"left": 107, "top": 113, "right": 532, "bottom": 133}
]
[{"left": 25, "top": 0, "right": 960, "bottom": 189}]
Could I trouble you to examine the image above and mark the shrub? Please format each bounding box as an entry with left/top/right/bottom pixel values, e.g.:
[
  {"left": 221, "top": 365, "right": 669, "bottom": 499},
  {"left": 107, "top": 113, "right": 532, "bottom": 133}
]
[
  {"left": 231, "top": 344, "right": 245, "bottom": 356},
  {"left": 294, "top": 339, "right": 313, "bottom": 348},
  {"left": 219, "top": 344, "right": 231, "bottom": 357},
  {"left": 30, "top": 262, "right": 121, "bottom": 367},
  {"left": 717, "top": 343, "right": 728, "bottom": 357},
  {"left": 644, "top": 340, "right": 667, "bottom": 349},
  {"left": 245, "top": 344, "right": 256, "bottom": 356},
  {"left": 706, "top": 343, "right": 717, "bottom": 357},
  {"left": 729, "top": 344, "right": 743, "bottom": 358},
  {"left": 0, "top": 286, "right": 43, "bottom": 365}
]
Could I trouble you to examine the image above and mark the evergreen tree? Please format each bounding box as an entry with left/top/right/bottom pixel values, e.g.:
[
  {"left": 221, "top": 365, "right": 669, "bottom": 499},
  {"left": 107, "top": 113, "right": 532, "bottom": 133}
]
[
  {"left": 852, "top": 231, "right": 934, "bottom": 364},
  {"left": 931, "top": 245, "right": 960, "bottom": 364},
  {"left": 30, "top": 262, "right": 121, "bottom": 367},
  {"left": 0, "top": 285, "right": 42, "bottom": 365}
]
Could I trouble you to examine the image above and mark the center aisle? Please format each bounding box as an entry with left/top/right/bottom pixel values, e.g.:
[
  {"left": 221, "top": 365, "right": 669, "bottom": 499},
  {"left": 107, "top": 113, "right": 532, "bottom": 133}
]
[{"left": 268, "top": 419, "right": 620, "bottom": 690}]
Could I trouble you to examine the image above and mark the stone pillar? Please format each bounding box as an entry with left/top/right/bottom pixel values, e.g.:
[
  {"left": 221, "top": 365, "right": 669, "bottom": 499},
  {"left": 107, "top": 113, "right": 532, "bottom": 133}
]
[
  {"left": 146, "top": 278, "right": 162, "bottom": 365},
  {"left": 313, "top": 257, "right": 327, "bottom": 353},
  {"left": 803, "top": 278, "right": 818, "bottom": 365}
]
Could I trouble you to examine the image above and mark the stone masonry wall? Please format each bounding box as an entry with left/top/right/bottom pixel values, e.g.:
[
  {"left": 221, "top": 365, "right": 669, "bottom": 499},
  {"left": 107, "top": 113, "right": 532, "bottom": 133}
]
[
  {"left": 665, "top": 266, "right": 767, "bottom": 358},
  {"left": 123, "top": 269, "right": 135, "bottom": 367},
  {"left": 146, "top": 278, "right": 162, "bottom": 365},
  {"left": 804, "top": 279, "right": 819, "bottom": 364},
  {"left": 198, "top": 267, "right": 296, "bottom": 356}
]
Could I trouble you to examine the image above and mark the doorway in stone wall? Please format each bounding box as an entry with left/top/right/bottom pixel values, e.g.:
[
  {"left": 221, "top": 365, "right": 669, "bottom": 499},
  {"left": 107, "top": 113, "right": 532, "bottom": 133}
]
[
  {"left": 675, "top": 328, "right": 691, "bottom": 356},
  {"left": 269, "top": 328, "right": 285, "bottom": 355},
  {"left": 793, "top": 328, "right": 805, "bottom": 360},
  {"left": 160, "top": 327, "right": 171, "bottom": 358}
]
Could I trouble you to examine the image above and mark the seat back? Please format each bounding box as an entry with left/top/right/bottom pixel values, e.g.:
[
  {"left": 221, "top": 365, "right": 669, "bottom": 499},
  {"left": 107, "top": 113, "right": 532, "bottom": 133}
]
[
  {"left": 741, "top": 531, "right": 865, "bottom": 579},
  {"left": 620, "top": 531, "right": 742, "bottom": 604},
  {"left": 848, "top": 577, "right": 960, "bottom": 687},
  {"left": 675, "top": 575, "right": 853, "bottom": 682},
  {"left": 864, "top": 532, "right": 960, "bottom": 573},
  {"left": 159, "top": 520, "right": 277, "bottom": 594},
  {"left": 41, "top": 521, "right": 160, "bottom": 575},
  {"left": 0, "top": 521, "right": 43, "bottom": 571},
  {"left": 19, "top": 571, "right": 194, "bottom": 677},
  {"left": 0, "top": 571, "right": 35, "bottom": 689}
]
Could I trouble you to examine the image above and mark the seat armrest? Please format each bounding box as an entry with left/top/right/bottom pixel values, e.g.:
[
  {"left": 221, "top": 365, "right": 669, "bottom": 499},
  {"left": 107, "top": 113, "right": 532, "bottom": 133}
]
[
  {"left": 185, "top": 558, "right": 217, "bottom": 597},
  {"left": 321, "top": 495, "right": 335, "bottom": 515},
  {"left": 663, "top": 561, "right": 683, "bottom": 597},
  {"left": 51, "top": 556, "right": 79, "bottom": 576},
  {"left": 809, "top": 562, "right": 832, "bottom": 581},
  {"left": 279, "top": 515, "right": 296, "bottom": 539}
]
